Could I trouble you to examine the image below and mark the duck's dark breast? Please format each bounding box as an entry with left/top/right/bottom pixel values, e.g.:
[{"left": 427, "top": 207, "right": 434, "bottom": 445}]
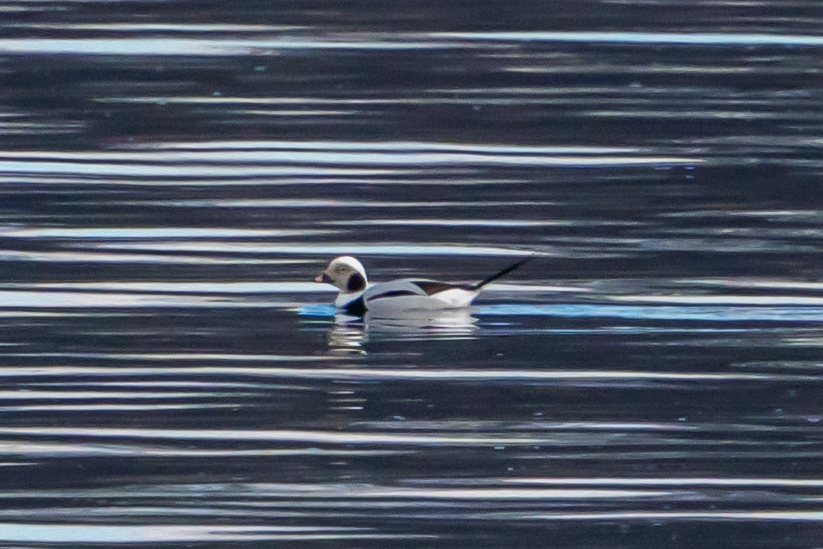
[{"left": 342, "top": 295, "right": 367, "bottom": 316}]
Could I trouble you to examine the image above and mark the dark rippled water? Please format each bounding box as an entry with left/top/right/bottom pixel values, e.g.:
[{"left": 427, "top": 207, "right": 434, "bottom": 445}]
[{"left": 1, "top": 2, "right": 823, "bottom": 547}]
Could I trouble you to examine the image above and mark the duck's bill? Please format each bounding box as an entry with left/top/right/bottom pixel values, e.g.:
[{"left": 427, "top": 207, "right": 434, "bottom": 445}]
[{"left": 315, "top": 272, "right": 333, "bottom": 284}]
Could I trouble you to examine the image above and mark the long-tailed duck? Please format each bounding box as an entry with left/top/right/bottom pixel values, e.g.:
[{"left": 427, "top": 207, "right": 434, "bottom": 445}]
[{"left": 314, "top": 255, "right": 530, "bottom": 316}]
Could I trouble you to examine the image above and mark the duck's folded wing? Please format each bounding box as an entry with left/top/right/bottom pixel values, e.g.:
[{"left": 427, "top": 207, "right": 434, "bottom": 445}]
[
  {"left": 411, "top": 280, "right": 479, "bottom": 308},
  {"left": 365, "top": 279, "right": 471, "bottom": 301},
  {"left": 364, "top": 279, "right": 427, "bottom": 301},
  {"left": 409, "top": 280, "right": 474, "bottom": 295}
]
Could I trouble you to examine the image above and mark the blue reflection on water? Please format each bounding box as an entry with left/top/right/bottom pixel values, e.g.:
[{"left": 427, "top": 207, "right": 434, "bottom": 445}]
[
  {"left": 478, "top": 304, "right": 823, "bottom": 322},
  {"left": 298, "top": 304, "right": 338, "bottom": 317},
  {"left": 299, "top": 303, "right": 823, "bottom": 322}
]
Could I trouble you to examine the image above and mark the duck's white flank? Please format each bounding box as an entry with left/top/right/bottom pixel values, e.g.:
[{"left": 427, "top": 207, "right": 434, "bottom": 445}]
[{"left": 314, "top": 256, "right": 530, "bottom": 316}]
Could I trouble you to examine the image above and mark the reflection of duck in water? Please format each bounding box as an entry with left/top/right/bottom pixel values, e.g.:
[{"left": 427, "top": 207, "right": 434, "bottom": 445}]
[
  {"left": 362, "top": 308, "right": 477, "bottom": 338},
  {"left": 326, "top": 315, "right": 368, "bottom": 354},
  {"left": 327, "top": 309, "right": 478, "bottom": 351},
  {"left": 314, "top": 256, "right": 530, "bottom": 317}
]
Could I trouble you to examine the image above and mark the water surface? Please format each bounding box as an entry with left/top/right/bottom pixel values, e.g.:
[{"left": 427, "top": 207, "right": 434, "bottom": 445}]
[{"left": 1, "top": 1, "right": 822, "bottom": 547}]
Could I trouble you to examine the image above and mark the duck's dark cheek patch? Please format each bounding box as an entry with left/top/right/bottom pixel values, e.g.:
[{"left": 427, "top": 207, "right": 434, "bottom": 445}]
[{"left": 346, "top": 273, "right": 366, "bottom": 293}]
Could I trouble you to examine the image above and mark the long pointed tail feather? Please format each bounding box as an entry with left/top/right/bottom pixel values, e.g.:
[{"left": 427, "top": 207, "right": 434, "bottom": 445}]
[{"left": 472, "top": 256, "right": 532, "bottom": 290}]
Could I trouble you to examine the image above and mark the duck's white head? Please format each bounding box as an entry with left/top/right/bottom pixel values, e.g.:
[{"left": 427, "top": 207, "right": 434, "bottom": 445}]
[{"left": 314, "top": 256, "right": 369, "bottom": 293}]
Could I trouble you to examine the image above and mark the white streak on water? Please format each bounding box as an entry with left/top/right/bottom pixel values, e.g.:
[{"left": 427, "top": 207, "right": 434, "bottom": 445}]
[
  {"left": 0, "top": 426, "right": 670, "bottom": 445},
  {"left": 120, "top": 140, "right": 638, "bottom": 154},
  {"left": 0, "top": 160, "right": 401, "bottom": 177},
  {"left": 84, "top": 242, "right": 536, "bottom": 257},
  {"left": 504, "top": 477, "right": 823, "bottom": 487},
  {"left": 0, "top": 366, "right": 797, "bottom": 382},
  {"left": 3, "top": 282, "right": 326, "bottom": 293},
  {"left": 0, "top": 251, "right": 292, "bottom": 265},
  {"left": 0, "top": 227, "right": 324, "bottom": 239},
  {"left": 505, "top": 511, "right": 823, "bottom": 522},
  {"left": 0, "top": 37, "right": 457, "bottom": 56},
  {"left": 2, "top": 32, "right": 822, "bottom": 59},
  {"left": 431, "top": 31, "right": 823, "bottom": 46},
  {"left": 0, "top": 523, "right": 385, "bottom": 544},
  {"left": 607, "top": 294, "right": 823, "bottom": 305}
]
